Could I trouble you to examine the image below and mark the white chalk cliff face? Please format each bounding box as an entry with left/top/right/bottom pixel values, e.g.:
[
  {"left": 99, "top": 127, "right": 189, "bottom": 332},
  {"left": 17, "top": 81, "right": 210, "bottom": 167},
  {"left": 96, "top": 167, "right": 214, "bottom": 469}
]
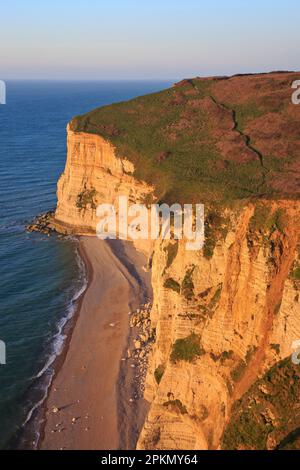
[
  {"left": 54, "top": 128, "right": 300, "bottom": 450},
  {"left": 138, "top": 203, "right": 300, "bottom": 450}
]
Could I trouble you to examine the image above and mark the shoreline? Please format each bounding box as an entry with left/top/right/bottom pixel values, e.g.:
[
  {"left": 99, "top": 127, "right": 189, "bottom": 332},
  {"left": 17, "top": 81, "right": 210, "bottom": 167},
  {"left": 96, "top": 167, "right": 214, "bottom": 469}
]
[
  {"left": 11, "top": 236, "right": 90, "bottom": 451},
  {"left": 39, "top": 236, "right": 151, "bottom": 450},
  {"left": 35, "top": 238, "right": 92, "bottom": 449}
]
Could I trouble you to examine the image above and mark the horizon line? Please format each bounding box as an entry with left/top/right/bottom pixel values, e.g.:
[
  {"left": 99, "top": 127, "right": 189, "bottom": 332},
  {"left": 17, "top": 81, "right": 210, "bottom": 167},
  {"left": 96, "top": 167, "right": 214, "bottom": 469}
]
[{"left": 2, "top": 69, "right": 299, "bottom": 82}]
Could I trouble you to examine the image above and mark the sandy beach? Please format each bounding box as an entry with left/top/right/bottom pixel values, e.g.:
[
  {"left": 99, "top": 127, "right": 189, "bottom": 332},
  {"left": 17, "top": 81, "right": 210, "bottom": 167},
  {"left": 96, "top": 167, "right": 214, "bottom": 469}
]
[{"left": 40, "top": 236, "right": 151, "bottom": 450}]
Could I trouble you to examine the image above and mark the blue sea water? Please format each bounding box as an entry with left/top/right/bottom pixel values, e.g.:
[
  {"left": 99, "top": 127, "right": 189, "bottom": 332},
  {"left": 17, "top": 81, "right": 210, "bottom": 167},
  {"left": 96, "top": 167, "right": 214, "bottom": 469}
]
[{"left": 0, "top": 80, "right": 172, "bottom": 449}]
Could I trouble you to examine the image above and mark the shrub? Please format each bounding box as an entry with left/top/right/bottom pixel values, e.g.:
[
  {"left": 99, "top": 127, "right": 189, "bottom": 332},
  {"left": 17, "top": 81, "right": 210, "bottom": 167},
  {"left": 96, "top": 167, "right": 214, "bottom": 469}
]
[
  {"left": 274, "top": 302, "right": 282, "bottom": 315},
  {"left": 163, "top": 399, "right": 187, "bottom": 414},
  {"left": 164, "top": 242, "right": 178, "bottom": 271},
  {"left": 291, "top": 266, "right": 300, "bottom": 281},
  {"left": 170, "top": 333, "right": 204, "bottom": 363},
  {"left": 70, "top": 77, "right": 293, "bottom": 205},
  {"left": 222, "top": 358, "right": 300, "bottom": 450},
  {"left": 230, "top": 360, "right": 247, "bottom": 382},
  {"left": 249, "top": 205, "right": 286, "bottom": 235},
  {"left": 270, "top": 344, "right": 280, "bottom": 355},
  {"left": 181, "top": 266, "right": 195, "bottom": 300},
  {"left": 164, "top": 277, "right": 180, "bottom": 293},
  {"left": 220, "top": 350, "right": 234, "bottom": 362},
  {"left": 208, "top": 284, "right": 222, "bottom": 310},
  {"left": 76, "top": 188, "right": 97, "bottom": 210}
]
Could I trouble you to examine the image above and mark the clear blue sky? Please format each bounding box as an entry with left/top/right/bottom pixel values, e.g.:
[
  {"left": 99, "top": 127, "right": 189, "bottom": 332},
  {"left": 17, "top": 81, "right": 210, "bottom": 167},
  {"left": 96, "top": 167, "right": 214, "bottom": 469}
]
[{"left": 0, "top": 0, "right": 299, "bottom": 79}]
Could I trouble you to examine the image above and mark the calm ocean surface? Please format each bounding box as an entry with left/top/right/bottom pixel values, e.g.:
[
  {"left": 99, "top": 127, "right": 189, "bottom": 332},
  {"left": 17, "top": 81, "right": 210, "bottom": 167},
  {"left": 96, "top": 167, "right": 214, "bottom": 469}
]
[{"left": 0, "top": 80, "right": 171, "bottom": 448}]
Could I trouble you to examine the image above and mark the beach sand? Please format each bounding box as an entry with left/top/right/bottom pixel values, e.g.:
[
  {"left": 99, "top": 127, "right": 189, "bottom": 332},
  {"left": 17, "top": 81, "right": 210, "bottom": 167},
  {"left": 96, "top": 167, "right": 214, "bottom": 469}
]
[{"left": 40, "top": 236, "right": 151, "bottom": 450}]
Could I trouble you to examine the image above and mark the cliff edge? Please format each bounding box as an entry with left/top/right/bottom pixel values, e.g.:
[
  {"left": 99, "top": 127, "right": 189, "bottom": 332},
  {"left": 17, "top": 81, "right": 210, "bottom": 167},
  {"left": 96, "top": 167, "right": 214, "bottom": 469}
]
[{"left": 52, "top": 72, "right": 300, "bottom": 450}]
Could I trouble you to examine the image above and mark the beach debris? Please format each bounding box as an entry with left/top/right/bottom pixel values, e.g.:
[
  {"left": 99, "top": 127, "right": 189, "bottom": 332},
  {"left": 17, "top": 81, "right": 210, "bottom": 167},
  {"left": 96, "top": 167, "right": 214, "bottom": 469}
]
[
  {"left": 85, "top": 427, "right": 89, "bottom": 432},
  {"left": 52, "top": 406, "right": 59, "bottom": 414},
  {"left": 126, "top": 302, "right": 154, "bottom": 399},
  {"left": 129, "top": 398, "right": 134, "bottom": 402},
  {"left": 109, "top": 322, "right": 115, "bottom": 327}
]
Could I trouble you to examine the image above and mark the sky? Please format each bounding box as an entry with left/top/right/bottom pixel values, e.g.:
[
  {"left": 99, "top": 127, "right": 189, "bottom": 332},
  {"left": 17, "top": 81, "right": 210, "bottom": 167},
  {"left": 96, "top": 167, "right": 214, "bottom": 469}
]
[{"left": 0, "top": 0, "right": 299, "bottom": 80}]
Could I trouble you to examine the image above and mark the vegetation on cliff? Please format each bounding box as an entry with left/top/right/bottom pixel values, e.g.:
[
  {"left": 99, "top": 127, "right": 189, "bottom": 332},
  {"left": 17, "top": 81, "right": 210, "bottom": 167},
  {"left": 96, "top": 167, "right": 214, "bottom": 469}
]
[
  {"left": 70, "top": 72, "right": 300, "bottom": 204},
  {"left": 170, "top": 333, "right": 204, "bottom": 363},
  {"left": 62, "top": 74, "right": 300, "bottom": 450},
  {"left": 76, "top": 187, "right": 98, "bottom": 210}
]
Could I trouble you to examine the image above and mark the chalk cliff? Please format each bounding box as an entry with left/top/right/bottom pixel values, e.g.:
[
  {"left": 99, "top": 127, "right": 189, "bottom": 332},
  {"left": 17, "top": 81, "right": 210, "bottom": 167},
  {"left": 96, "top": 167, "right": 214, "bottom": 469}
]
[
  {"left": 53, "top": 126, "right": 153, "bottom": 235},
  {"left": 52, "top": 126, "right": 300, "bottom": 450}
]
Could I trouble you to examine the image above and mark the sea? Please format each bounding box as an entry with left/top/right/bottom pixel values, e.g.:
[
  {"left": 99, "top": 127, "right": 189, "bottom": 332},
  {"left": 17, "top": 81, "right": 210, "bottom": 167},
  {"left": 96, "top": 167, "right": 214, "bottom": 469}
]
[{"left": 0, "top": 79, "right": 172, "bottom": 449}]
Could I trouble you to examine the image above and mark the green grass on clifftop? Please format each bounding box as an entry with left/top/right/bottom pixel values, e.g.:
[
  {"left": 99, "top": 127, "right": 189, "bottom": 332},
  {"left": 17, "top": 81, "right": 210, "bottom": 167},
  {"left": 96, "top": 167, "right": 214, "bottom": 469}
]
[{"left": 70, "top": 72, "right": 300, "bottom": 204}]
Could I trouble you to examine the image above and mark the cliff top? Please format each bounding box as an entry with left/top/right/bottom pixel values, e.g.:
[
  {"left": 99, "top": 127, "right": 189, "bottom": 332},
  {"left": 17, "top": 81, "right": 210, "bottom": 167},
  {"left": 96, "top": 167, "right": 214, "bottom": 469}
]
[{"left": 70, "top": 72, "right": 300, "bottom": 204}]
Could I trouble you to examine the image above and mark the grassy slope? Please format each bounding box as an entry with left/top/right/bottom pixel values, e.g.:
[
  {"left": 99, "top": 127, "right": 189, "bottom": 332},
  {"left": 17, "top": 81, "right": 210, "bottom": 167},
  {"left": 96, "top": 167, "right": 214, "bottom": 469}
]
[{"left": 70, "top": 72, "right": 300, "bottom": 205}]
